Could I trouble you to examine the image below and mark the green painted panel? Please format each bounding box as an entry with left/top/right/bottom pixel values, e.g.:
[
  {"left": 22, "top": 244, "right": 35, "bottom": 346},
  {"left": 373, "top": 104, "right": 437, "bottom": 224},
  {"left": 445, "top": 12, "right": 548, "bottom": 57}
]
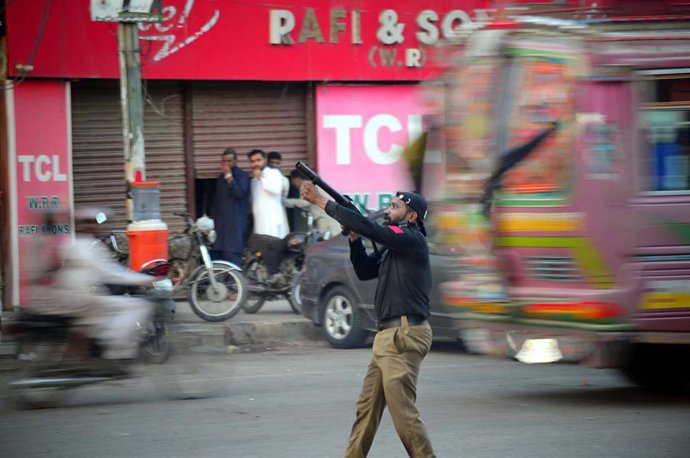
[{"left": 495, "top": 236, "right": 615, "bottom": 287}]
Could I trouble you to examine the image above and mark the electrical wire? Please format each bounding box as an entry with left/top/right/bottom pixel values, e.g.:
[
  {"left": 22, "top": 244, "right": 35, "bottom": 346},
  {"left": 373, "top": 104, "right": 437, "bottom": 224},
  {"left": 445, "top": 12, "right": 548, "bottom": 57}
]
[{"left": 3, "top": 0, "right": 52, "bottom": 91}]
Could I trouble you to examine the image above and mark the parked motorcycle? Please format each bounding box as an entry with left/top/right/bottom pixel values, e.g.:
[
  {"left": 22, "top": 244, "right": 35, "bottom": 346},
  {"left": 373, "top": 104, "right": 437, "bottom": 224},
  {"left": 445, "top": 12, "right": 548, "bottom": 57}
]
[
  {"left": 4, "top": 276, "right": 176, "bottom": 409},
  {"left": 242, "top": 213, "right": 327, "bottom": 314},
  {"left": 102, "top": 230, "right": 129, "bottom": 266},
  {"left": 109, "top": 212, "right": 248, "bottom": 322}
]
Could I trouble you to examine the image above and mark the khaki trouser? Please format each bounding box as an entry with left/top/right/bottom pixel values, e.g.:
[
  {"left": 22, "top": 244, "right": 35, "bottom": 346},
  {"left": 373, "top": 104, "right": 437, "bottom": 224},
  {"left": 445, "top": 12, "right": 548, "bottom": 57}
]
[{"left": 344, "top": 316, "right": 435, "bottom": 458}]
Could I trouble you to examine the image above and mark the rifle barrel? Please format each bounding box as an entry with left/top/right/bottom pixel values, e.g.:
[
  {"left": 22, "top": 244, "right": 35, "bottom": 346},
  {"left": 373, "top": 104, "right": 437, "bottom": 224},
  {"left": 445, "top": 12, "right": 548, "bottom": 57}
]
[
  {"left": 295, "top": 161, "right": 347, "bottom": 206},
  {"left": 295, "top": 161, "right": 318, "bottom": 181}
]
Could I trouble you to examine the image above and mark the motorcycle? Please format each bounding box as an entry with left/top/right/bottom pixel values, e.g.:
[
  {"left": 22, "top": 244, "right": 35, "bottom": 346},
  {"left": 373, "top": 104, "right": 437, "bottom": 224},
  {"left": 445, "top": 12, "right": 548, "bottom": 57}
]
[
  {"left": 4, "top": 275, "right": 176, "bottom": 409},
  {"left": 110, "top": 212, "right": 249, "bottom": 322},
  {"left": 242, "top": 213, "right": 327, "bottom": 314},
  {"left": 102, "top": 230, "right": 129, "bottom": 266}
]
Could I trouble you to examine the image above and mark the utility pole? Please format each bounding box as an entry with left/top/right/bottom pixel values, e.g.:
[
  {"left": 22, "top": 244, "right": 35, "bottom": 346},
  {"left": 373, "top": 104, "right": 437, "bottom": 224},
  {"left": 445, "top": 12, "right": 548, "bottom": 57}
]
[
  {"left": 91, "top": 0, "right": 162, "bottom": 221},
  {"left": 118, "top": 21, "right": 146, "bottom": 222}
]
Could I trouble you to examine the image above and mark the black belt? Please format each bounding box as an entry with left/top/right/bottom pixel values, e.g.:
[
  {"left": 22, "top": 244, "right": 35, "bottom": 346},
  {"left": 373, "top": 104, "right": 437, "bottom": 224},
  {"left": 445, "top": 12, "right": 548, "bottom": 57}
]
[{"left": 377, "top": 315, "right": 428, "bottom": 331}]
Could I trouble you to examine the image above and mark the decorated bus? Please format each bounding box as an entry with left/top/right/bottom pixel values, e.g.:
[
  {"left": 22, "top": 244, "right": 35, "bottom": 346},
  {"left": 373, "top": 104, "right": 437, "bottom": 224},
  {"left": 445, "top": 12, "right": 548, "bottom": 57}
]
[{"left": 434, "top": 12, "right": 690, "bottom": 390}]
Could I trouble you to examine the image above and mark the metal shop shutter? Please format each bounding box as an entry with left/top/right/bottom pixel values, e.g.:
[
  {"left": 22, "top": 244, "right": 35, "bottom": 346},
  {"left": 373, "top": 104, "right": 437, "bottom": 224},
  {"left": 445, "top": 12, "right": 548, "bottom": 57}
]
[
  {"left": 71, "top": 80, "right": 187, "bottom": 233},
  {"left": 192, "top": 82, "right": 308, "bottom": 178}
]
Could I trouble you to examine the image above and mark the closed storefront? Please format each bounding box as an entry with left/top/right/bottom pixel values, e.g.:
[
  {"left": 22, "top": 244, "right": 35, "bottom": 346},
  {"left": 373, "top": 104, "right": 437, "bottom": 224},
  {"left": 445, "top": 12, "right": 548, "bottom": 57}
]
[
  {"left": 71, "top": 80, "right": 187, "bottom": 232},
  {"left": 72, "top": 80, "right": 310, "bottom": 227},
  {"left": 192, "top": 82, "right": 309, "bottom": 176},
  {"left": 191, "top": 81, "right": 310, "bottom": 216}
]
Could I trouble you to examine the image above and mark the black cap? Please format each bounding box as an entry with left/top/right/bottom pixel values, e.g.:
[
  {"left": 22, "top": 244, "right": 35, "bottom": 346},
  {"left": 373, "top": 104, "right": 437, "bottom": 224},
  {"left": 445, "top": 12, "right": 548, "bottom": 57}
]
[{"left": 395, "top": 191, "right": 428, "bottom": 235}]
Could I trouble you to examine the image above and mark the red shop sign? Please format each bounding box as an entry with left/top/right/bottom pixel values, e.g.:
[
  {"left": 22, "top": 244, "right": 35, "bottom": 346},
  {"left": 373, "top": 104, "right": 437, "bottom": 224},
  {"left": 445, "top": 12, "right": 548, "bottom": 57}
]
[{"left": 7, "top": 0, "right": 490, "bottom": 81}]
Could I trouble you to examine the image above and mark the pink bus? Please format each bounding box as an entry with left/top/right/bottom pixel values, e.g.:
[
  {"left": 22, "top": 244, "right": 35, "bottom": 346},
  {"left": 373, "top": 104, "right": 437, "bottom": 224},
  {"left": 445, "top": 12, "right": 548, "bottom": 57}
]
[{"left": 438, "top": 15, "right": 690, "bottom": 390}]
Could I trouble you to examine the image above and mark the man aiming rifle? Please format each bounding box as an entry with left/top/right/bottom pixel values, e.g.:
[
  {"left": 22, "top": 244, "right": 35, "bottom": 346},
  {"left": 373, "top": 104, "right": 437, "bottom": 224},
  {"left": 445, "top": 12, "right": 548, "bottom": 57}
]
[{"left": 299, "top": 163, "right": 436, "bottom": 458}]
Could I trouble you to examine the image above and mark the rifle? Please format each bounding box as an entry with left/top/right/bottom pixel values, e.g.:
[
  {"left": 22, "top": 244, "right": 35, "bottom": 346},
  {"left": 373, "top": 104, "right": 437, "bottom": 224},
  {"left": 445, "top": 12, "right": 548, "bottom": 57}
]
[
  {"left": 480, "top": 121, "right": 559, "bottom": 217},
  {"left": 295, "top": 162, "right": 380, "bottom": 255}
]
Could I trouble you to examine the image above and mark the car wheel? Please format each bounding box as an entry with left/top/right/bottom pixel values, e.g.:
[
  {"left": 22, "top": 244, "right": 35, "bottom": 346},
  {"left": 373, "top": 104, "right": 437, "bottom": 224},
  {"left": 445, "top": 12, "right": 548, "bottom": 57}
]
[{"left": 321, "top": 286, "right": 368, "bottom": 349}]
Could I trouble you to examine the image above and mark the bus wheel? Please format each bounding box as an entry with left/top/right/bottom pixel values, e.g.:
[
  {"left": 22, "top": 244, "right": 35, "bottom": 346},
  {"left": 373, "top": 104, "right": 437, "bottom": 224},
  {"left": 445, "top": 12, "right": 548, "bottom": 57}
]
[{"left": 619, "top": 344, "right": 690, "bottom": 392}]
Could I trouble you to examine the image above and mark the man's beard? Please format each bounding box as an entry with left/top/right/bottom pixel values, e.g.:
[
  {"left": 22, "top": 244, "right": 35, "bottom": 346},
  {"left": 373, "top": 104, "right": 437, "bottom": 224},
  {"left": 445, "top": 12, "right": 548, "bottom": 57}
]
[{"left": 384, "top": 212, "right": 410, "bottom": 226}]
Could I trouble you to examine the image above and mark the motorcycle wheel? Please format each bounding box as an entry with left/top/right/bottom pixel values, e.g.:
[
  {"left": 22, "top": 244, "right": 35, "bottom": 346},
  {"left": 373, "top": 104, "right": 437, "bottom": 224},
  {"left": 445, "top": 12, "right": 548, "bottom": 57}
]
[
  {"left": 242, "top": 258, "right": 268, "bottom": 314},
  {"left": 188, "top": 262, "right": 248, "bottom": 322},
  {"left": 140, "top": 321, "right": 172, "bottom": 364},
  {"left": 8, "top": 337, "right": 71, "bottom": 409},
  {"left": 288, "top": 271, "right": 303, "bottom": 315}
]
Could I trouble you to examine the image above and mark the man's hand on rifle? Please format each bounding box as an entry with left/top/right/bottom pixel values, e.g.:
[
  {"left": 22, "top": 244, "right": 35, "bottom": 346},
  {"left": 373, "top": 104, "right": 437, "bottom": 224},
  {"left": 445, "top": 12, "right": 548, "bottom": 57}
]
[
  {"left": 301, "top": 182, "right": 328, "bottom": 209},
  {"left": 347, "top": 228, "right": 360, "bottom": 242},
  {"left": 300, "top": 176, "right": 363, "bottom": 240}
]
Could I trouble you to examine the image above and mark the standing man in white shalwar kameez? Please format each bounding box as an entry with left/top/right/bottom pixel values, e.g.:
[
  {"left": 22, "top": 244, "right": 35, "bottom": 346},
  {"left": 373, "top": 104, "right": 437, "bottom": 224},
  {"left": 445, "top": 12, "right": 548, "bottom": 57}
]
[
  {"left": 247, "top": 149, "right": 289, "bottom": 277},
  {"left": 248, "top": 149, "right": 289, "bottom": 238}
]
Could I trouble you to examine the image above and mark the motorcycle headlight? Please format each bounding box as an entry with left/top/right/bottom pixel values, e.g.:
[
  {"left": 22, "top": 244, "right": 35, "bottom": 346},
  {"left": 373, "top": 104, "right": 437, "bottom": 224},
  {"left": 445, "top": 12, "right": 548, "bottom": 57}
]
[{"left": 207, "top": 229, "right": 217, "bottom": 244}]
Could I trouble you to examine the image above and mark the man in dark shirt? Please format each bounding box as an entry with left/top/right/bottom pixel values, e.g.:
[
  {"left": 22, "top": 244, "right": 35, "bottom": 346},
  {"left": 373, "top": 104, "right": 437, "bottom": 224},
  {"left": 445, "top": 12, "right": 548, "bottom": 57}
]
[
  {"left": 209, "top": 148, "right": 250, "bottom": 266},
  {"left": 302, "top": 183, "right": 436, "bottom": 458}
]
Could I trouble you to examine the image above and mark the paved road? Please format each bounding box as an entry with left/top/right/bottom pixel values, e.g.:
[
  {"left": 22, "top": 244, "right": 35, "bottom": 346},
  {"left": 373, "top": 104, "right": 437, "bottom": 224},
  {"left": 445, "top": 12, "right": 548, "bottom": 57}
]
[{"left": 2, "top": 341, "right": 689, "bottom": 458}]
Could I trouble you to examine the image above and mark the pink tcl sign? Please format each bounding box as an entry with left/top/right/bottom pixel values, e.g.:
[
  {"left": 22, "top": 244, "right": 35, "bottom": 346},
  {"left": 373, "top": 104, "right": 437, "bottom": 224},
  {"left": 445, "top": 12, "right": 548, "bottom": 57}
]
[
  {"left": 316, "top": 84, "right": 440, "bottom": 211},
  {"left": 6, "top": 81, "right": 73, "bottom": 307}
]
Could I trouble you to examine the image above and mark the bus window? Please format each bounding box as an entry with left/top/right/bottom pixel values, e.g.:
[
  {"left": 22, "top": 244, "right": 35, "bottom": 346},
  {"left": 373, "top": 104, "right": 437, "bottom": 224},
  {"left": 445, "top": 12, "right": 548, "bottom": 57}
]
[
  {"left": 638, "top": 74, "right": 690, "bottom": 193},
  {"left": 501, "top": 55, "right": 576, "bottom": 196}
]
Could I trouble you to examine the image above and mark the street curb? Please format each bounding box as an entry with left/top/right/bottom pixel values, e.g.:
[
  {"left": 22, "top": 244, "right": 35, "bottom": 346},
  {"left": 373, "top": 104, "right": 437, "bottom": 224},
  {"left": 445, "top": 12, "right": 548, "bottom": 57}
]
[
  {"left": 224, "top": 320, "right": 322, "bottom": 345},
  {"left": 170, "top": 319, "right": 322, "bottom": 349},
  {"left": 1, "top": 312, "right": 322, "bottom": 358}
]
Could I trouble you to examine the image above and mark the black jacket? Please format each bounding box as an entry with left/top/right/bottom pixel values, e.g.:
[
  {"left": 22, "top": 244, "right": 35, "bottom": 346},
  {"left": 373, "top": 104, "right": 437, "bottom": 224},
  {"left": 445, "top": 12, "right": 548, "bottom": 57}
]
[
  {"left": 324, "top": 201, "right": 431, "bottom": 321},
  {"left": 209, "top": 167, "right": 251, "bottom": 253}
]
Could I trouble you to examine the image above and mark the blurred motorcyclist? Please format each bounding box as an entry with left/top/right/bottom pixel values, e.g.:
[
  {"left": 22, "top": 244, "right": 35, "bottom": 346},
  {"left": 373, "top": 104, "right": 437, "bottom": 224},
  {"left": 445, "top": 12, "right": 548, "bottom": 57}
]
[{"left": 28, "top": 208, "right": 156, "bottom": 362}]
